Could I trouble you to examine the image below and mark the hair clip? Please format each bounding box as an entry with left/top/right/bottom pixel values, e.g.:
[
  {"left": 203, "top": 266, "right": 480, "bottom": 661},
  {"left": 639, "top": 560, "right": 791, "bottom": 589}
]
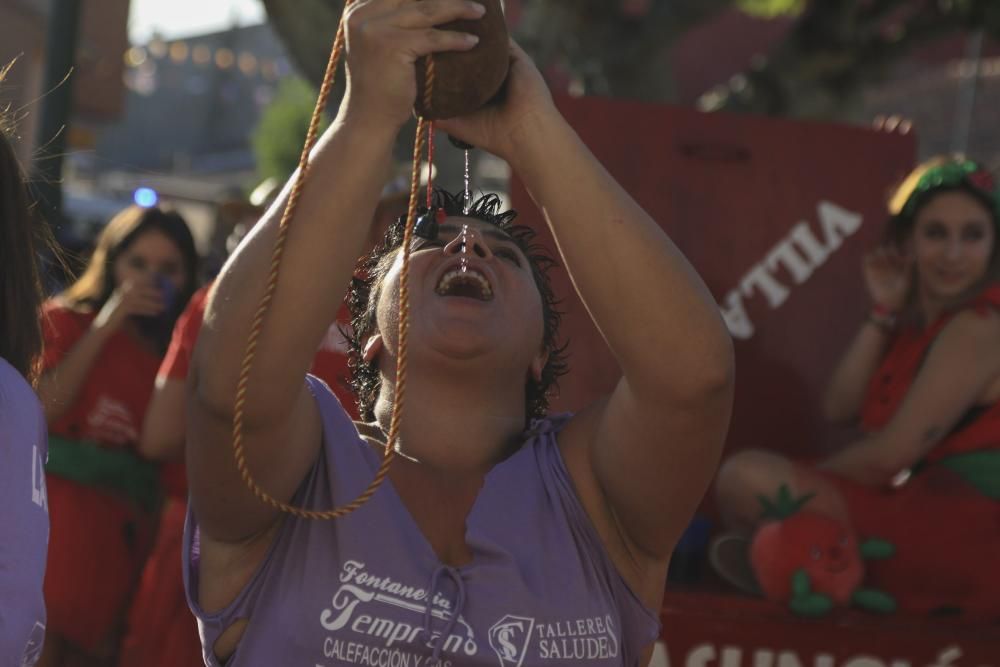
[
  {"left": 414, "top": 208, "right": 441, "bottom": 240},
  {"left": 901, "top": 160, "right": 1000, "bottom": 220}
]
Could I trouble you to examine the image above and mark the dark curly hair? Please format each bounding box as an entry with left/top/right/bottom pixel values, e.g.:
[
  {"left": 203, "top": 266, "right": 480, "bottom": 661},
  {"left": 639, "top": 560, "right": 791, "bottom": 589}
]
[{"left": 346, "top": 189, "right": 568, "bottom": 424}]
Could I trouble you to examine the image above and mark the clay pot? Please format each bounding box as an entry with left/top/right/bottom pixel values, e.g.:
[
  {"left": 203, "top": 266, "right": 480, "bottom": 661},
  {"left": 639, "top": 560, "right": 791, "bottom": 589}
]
[{"left": 414, "top": 0, "right": 509, "bottom": 120}]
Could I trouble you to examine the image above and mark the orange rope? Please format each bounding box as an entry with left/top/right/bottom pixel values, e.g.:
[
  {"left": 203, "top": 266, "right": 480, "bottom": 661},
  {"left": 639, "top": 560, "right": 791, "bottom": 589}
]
[
  {"left": 426, "top": 121, "right": 436, "bottom": 207},
  {"left": 230, "top": 6, "right": 436, "bottom": 519}
]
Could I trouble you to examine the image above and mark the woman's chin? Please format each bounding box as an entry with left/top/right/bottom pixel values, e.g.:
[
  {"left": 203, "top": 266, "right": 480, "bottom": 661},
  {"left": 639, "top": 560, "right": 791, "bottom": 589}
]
[
  {"left": 921, "top": 276, "right": 981, "bottom": 303},
  {"left": 419, "top": 328, "right": 501, "bottom": 364}
]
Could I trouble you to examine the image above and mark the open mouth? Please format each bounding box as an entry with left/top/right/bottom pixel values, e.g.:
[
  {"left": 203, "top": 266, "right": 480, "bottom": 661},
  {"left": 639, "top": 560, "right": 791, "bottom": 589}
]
[{"left": 435, "top": 266, "right": 494, "bottom": 302}]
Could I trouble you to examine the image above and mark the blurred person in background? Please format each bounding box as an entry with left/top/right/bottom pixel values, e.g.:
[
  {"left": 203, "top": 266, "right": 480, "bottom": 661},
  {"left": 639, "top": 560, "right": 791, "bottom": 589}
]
[
  {"left": 715, "top": 156, "right": 1000, "bottom": 618},
  {"left": 137, "top": 171, "right": 416, "bottom": 466},
  {"left": 117, "top": 194, "right": 268, "bottom": 667},
  {"left": 35, "top": 205, "right": 199, "bottom": 666},
  {"left": 0, "top": 67, "right": 50, "bottom": 667}
]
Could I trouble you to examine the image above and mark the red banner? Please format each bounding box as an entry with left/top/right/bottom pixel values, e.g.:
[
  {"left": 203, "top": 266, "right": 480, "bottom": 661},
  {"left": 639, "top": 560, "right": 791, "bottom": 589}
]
[
  {"left": 509, "top": 95, "right": 1000, "bottom": 667},
  {"left": 653, "top": 592, "right": 999, "bottom": 666},
  {"left": 510, "top": 95, "right": 917, "bottom": 458}
]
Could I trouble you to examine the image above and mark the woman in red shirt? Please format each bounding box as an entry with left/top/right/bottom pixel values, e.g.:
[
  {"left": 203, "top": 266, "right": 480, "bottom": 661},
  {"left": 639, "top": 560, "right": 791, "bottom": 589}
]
[
  {"left": 36, "top": 205, "right": 198, "bottom": 665},
  {"left": 715, "top": 156, "right": 1000, "bottom": 618}
]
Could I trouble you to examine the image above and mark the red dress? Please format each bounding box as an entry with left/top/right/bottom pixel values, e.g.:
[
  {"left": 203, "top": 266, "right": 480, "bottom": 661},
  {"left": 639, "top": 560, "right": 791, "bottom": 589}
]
[
  {"left": 825, "top": 286, "right": 1000, "bottom": 619},
  {"left": 119, "top": 286, "right": 358, "bottom": 667},
  {"left": 116, "top": 288, "right": 207, "bottom": 667},
  {"left": 41, "top": 301, "right": 161, "bottom": 654}
]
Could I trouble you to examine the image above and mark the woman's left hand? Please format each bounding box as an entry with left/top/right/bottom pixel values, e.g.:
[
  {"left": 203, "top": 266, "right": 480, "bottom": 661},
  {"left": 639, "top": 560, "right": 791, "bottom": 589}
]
[
  {"left": 819, "top": 439, "right": 894, "bottom": 487},
  {"left": 435, "top": 39, "right": 560, "bottom": 162}
]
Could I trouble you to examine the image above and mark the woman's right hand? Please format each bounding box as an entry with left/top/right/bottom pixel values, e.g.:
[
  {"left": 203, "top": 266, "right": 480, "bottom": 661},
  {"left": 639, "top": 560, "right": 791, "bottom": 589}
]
[
  {"left": 862, "top": 245, "right": 912, "bottom": 311},
  {"left": 93, "top": 279, "right": 165, "bottom": 334},
  {"left": 340, "top": 0, "right": 486, "bottom": 130}
]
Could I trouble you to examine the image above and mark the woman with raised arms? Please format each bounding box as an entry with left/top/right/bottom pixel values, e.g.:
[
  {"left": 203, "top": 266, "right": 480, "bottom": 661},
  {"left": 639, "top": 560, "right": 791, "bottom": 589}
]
[{"left": 185, "top": 1, "right": 734, "bottom": 665}]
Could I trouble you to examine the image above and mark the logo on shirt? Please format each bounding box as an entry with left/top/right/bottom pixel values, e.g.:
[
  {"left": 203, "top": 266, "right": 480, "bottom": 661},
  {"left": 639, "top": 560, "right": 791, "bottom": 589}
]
[
  {"left": 534, "top": 615, "right": 620, "bottom": 661},
  {"left": 488, "top": 615, "right": 535, "bottom": 667},
  {"left": 86, "top": 395, "right": 138, "bottom": 445},
  {"left": 31, "top": 445, "right": 47, "bottom": 510},
  {"left": 319, "top": 560, "right": 479, "bottom": 661}
]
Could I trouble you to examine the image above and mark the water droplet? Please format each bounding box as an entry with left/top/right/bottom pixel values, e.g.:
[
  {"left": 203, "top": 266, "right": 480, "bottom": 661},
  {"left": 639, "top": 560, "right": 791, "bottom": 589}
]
[
  {"left": 460, "top": 224, "right": 469, "bottom": 271},
  {"left": 463, "top": 149, "right": 472, "bottom": 215}
]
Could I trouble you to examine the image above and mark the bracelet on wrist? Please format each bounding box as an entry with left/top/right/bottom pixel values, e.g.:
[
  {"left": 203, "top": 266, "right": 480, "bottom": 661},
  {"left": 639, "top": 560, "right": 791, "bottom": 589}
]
[
  {"left": 868, "top": 304, "right": 898, "bottom": 332},
  {"left": 871, "top": 302, "right": 898, "bottom": 319}
]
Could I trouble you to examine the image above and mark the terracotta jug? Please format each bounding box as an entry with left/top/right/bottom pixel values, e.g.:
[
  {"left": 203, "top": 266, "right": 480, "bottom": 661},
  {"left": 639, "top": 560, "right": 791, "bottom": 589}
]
[{"left": 414, "top": 0, "right": 510, "bottom": 120}]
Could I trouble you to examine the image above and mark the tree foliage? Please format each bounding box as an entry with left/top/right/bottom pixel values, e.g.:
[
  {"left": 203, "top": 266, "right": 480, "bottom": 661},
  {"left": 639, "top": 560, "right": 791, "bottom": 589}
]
[
  {"left": 262, "top": 0, "right": 1000, "bottom": 120},
  {"left": 252, "top": 77, "right": 329, "bottom": 183},
  {"left": 737, "top": 0, "right": 806, "bottom": 18},
  {"left": 703, "top": 0, "right": 1000, "bottom": 117}
]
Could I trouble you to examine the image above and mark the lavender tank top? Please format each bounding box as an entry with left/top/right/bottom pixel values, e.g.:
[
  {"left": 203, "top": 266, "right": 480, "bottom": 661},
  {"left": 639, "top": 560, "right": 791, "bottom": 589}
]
[
  {"left": 184, "top": 376, "right": 660, "bottom": 666},
  {"left": 0, "top": 358, "right": 49, "bottom": 667}
]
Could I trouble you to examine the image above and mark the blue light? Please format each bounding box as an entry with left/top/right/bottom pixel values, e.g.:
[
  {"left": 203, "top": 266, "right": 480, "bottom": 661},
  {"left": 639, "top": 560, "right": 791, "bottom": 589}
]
[{"left": 134, "top": 187, "right": 158, "bottom": 208}]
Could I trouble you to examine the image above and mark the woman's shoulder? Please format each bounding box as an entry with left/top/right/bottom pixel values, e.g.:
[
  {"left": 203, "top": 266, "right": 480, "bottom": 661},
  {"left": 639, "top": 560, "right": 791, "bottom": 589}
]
[
  {"left": 42, "top": 298, "right": 96, "bottom": 325},
  {"left": 967, "top": 284, "right": 1000, "bottom": 314},
  {"left": 0, "top": 356, "right": 36, "bottom": 394},
  {"left": 40, "top": 299, "right": 97, "bottom": 363},
  {"left": 0, "top": 357, "right": 44, "bottom": 424},
  {"left": 523, "top": 413, "right": 574, "bottom": 441},
  {"left": 501, "top": 413, "right": 578, "bottom": 486},
  {"left": 937, "top": 295, "right": 1000, "bottom": 355},
  {"left": 499, "top": 413, "right": 575, "bottom": 472}
]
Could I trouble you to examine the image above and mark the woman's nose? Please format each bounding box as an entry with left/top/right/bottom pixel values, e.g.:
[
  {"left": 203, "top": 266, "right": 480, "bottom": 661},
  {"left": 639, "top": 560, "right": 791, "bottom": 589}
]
[
  {"left": 443, "top": 228, "right": 493, "bottom": 260},
  {"left": 134, "top": 266, "right": 156, "bottom": 283}
]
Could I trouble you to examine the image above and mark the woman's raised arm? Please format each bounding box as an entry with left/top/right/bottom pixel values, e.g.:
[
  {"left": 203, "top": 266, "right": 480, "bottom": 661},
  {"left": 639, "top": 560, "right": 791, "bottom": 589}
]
[
  {"left": 441, "top": 42, "right": 735, "bottom": 569},
  {"left": 187, "top": 0, "right": 488, "bottom": 543}
]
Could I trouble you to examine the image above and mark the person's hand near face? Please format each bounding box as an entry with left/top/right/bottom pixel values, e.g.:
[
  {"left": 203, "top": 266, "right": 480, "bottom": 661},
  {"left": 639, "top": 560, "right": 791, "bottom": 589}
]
[
  {"left": 94, "top": 230, "right": 186, "bottom": 334},
  {"left": 863, "top": 245, "right": 913, "bottom": 312}
]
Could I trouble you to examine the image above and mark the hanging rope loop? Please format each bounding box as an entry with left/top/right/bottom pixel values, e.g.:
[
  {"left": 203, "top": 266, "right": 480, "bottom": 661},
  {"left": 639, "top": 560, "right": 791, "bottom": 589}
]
[{"left": 230, "top": 4, "right": 435, "bottom": 520}]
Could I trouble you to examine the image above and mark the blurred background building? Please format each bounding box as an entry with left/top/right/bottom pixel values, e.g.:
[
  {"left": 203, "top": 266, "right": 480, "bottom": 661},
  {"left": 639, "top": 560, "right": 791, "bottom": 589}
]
[
  {"left": 74, "top": 21, "right": 292, "bottom": 251},
  {"left": 0, "top": 0, "right": 129, "bottom": 164}
]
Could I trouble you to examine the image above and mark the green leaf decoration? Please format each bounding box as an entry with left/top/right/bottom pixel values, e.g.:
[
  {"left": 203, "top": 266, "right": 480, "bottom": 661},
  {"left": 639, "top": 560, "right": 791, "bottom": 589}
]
[
  {"left": 791, "top": 569, "right": 811, "bottom": 596},
  {"left": 852, "top": 589, "right": 897, "bottom": 614},
  {"left": 757, "top": 484, "right": 815, "bottom": 520},
  {"left": 790, "top": 592, "right": 833, "bottom": 617},
  {"left": 900, "top": 160, "right": 1000, "bottom": 223},
  {"left": 756, "top": 494, "right": 780, "bottom": 518},
  {"left": 859, "top": 539, "right": 896, "bottom": 560},
  {"left": 737, "top": 0, "right": 806, "bottom": 18}
]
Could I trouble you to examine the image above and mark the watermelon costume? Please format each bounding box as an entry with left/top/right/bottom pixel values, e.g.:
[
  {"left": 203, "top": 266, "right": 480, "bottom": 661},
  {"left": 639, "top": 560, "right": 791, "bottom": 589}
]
[
  {"left": 116, "top": 288, "right": 207, "bottom": 667},
  {"left": 40, "top": 302, "right": 162, "bottom": 655},
  {"left": 821, "top": 286, "right": 1000, "bottom": 619}
]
